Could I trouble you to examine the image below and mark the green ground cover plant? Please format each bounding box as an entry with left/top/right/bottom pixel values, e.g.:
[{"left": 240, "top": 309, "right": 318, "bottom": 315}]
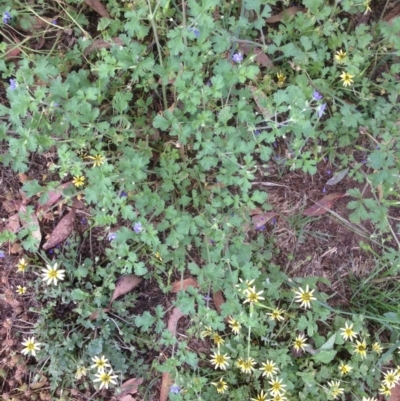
[{"left": 1, "top": 0, "right": 400, "bottom": 399}]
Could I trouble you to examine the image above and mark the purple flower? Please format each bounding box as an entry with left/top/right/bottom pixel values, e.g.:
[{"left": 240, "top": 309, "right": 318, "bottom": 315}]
[
  {"left": 326, "top": 170, "right": 331, "bottom": 175},
  {"left": 203, "top": 294, "right": 212, "bottom": 302},
  {"left": 52, "top": 19, "right": 57, "bottom": 25},
  {"left": 9, "top": 79, "right": 17, "bottom": 91},
  {"left": 170, "top": 384, "right": 181, "bottom": 394},
  {"left": 120, "top": 191, "right": 128, "bottom": 197},
  {"left": 0, "top": 251, "right": 5, "bottom": 258},
  {"left": 188, "top": 27, "right": 200, "bottom": 37},
  {"left": 80, "top": 218, "right": 87, "bottom": 225},
  {"left": 254, "top": 130, "right": 260, "bottom": 136},
  {"left": 133, "top": 222, "right": 143, "bottom": 233},
  {"left": 313, "top": 90, "right": 323, "bottom": 101},
  {"left": 322, "top": 187, "right": 326, "bottom": 193},
  {"left": 232, "top": 52, "right": 243, "bottom": 63},
  {"left": 108, "top": 232, "right": 117, "bottom": 241},
  {"left": 3, "top": 11, "right": 12, "bottom": 24},
  {"left": 256, "top": 225, "right": 266, "bottom": 231},
  {"left": 317, "top": 103, "right": 327, "bottom": 118}
]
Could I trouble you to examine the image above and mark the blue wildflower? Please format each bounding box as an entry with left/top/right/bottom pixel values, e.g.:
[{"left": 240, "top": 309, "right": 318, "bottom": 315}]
[
  {"left": 0, "top": 250, "right": 5, "bottom": 258},
  {"left": 188, "top": 27, "right": 200, "bottom": 37},
  {"left": 120, "top": 191, "right": 128, "bottom": 197},
  {"left": 170, "top": 384, "right": 181, "bottom": 394},
  {"left": 254, "top": 130, "right": 260, "bottom": 136},
  {"left": 108, "top": 232, "right": 117, "bottom": 241},
  {"left": 81, "top": 218, "right": 87, "bottom": 225},
  {"left": 52, "top": 19, "right": 57, "bottom": 25},
  {"left": 232, "top": 52, "right": 243, "bottom": 63},
  {"left": 317, "top": 103, "right": 327, "bottom": 118},
  {"left": 322, "top": 187, "right": 326, "bottom": 193},
  {"left": 3, "top": 11, "right": 11, "bottom": 24},
  {"left": 133, "top": 222, "right": 143, "bottom": 233},
  {"left": 327, "top": 170, "right": 331, "bottom": 175},
  {"left": 9, "top": 79, "right": 17, "bottom": 91},
  {"left": 313, "top": 90, "right": 323, "bottom": 101},
  {"left": 203, "top": 294, "right": 212, "bottom": 302}
]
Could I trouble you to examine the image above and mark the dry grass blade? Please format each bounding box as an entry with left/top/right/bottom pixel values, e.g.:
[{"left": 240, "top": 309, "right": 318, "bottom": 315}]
[{"left": 42, "top": 209, "right": 75, "bottom": 250}]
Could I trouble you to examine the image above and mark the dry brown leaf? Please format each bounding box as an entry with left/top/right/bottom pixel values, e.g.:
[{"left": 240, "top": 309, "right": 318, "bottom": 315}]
[
  {"left": 38, "top": 182, "right": 73, "bottom": 215},
  {"left": 84, "top": 0, "right": 110, "bottom": 18},
  {"left": 84, "top": 37, "right": 123, "bottom": 56},
  {"left": 265, "top": 6, "right": 304, "bottom": 23},
  {"left": 238, "top": 44, "right": 274, "bottom": 68},
  {"left": 89, "top": 308, "right": 110, "bottom": 320},
  {"left": 10, "top": 242, "right": 22, "bottom": 254},
  {"left": 118, "top": 396, "right": 135, "bottom": 401},
  {"left": 19, "top": 205, "right": 42, "bottom": 244},
  {"left": 5, "top": 215, "right": 20, "bottom": 234},
  {"left": 213, "top": 290, "right": 225, "bottom": 314},
  {"left": 160, "top": 308, "right": 185, "bottom": 401},
  {"left": 383, "top": 3, "right": 400, "bottom": 24},
  {"left": 171, "top": 277, "right": 198, "bottom": 293},
  {"left": 4, "top": 34, "right": 21, "bottom": 60},
  {"left": 3, "top": 200, "right": 19, "bottom": 213},
  {"left": 42, "top": 209, "right": 75, "bottom": 250},
  {"left": 117, "top": 377, "right": 143, "bottom": 400},
  {"left": 303, "top": 193, "right": 346, "bottom": 217},
  {"left": 30, "top": 374, "right": 47, "bottom": 390},
  {"left": 109, "top": 274, "right": 142, "bottom": 306},
  {"left": 252, "top": 211, "right": 278, "bottom": 229},
  {"left": 389, "top": 382, "right": 400, "bottom": 401},
  {"left": 248, "top": 85, "right": 274, "bottom": 119}
]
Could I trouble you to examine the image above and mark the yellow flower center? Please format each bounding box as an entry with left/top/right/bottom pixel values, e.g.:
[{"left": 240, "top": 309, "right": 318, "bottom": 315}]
[
  {"left": 48, "top": 269, "right": 58, "bottom": 279},
  {"left": 27, "top": 343, "right": 35, "bottom": 351}
]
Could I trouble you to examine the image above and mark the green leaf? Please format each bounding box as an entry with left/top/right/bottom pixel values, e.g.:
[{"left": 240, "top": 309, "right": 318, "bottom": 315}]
[
  {"left": 22, "top": 180, "right": 43, "bottom": 198},
  {"left": 153, "top": 114, "right": 170, "bottom": 130},
  {"left": 317, "top": 333, "right": 336, "bottom": 351},
  {"left": 311, "top": 349, "right": 337, "bottom": 364},
  {"left": 71, "top": 289, "right": 88, "bottom": 301},
  {"left": 135, "top": 311, "right": 156, "bottom": 332}
]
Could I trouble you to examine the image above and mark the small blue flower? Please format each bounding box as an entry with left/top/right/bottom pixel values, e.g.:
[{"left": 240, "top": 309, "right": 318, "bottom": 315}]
[
  {"left": 170, "top": 384, "right": 181, "bottom": 394},
  {"left": 232, "top": 52, "right": 243, "bottom": 63},
  {"left": 322, "top": 187, "right": 326, "bottom": 193},
  {"left": 0, "top": 250, "right": 5, "bottom": 258},
  {"left": 81, "top": 218, "right": 87, "bottom": 225},
  {"left": 108, "top": 232, "right": 117, "bottom": 241},
  {"left": 203, "top": 294, "right": 212, "bottom": 302},
  {"left": 9, "top": 79, "right": 17, "bottom": 91},
  {"left": 120, "top": 191, "right": 128, "bottom": 197},
  {"left": 317, "top": 103, "right": 327, "bottom": 118},
  {"left": 188, "top": 27, "right": 200, "bottom": 37},
  {"left": 133, "top": 222, "right": 143, "bottom": 233},
  {"left": 3, "top": 11, "right": 12, "bottom": 24},
  {"left": 256, "top": 225, "right": 266, "bottom": 231},
  {"left": 313, "top": 90, "right": 323, "bottom": 101},
  {"left": 254, "top": 130, "right": 260, "bottom": 136},
  {"left": 326, "top": 170, "right": 331, "bottom": 175},
  {"left": 52, "top": 19, "right": 57, "bottom": 25}
]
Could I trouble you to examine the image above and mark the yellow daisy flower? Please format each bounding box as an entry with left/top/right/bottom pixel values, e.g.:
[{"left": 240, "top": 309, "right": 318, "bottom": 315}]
[
  {"left": 383, "top": 369, "right": 399, "bottom": 389},
  {"left": 338, "top": 362, "right": 352, "bottom": 375},
  {"left": 267, "top": 308, "right": 285, "bottom": 321},
  {"left": 16, "top": 285, "right": 27, "bottom": 295},
  {"left": 327, "top": 380, "right": 344, "bottom": 399},
  {"left": 72, "top": 175, "right": 85, "bottom": 187},
  {"left": 293, "top": 334, "right": 307, "bottom": 352},
  {"left": 87, "top": 154, "right": 105, "bottom": 167},
  {"left": 379, "top": 384, "right": 392, "bottom": 397},
  {"left": 260, "top": 360, "right": 279, "bottom": 378},
  {"left": 239, "top": 357, "right": 256, "bottom": 374},
  {"left": 93, "top": 369, "right": 118, "bottom": 390},
  {"left": 340, "top": 72, "right": 355, "bottom": 87},
  {"left": 354, "top": 339, "right": 367, "bottom": 359},
  {"left": 294, "top": 285, "right": 316, "bottom": 308},
  {"left": 16, "top": 257, "right": 28, "bottom": 272},
  {"left": 372, "top": 342, "right": 383, "bottom": 354},
  {"left": 340, "top": 322, "right": 357, "bottom": 341},
  {"left": 211, "top": 377, "right": 228, "bottom": 394},
  {"left": 251, "top": 390, "right": 268, "bottom": 401},
  {"left": 277, "top": 71, "right": 286, "bottom": 85},
  {"left": 91, "top": 355, "right": 111, "bottom": 372},
  {"left": 21, "top": 337, "right": 41, "bottom": 356},
  {"left": 335, "top": 49, "right": 346, "bottom": 62},
  {"left": 243, "top": 286, "right": 265, "bottom": 305},
  {"left": 212, "top": 333, "right": 224, "bottom": 348},
  {"left": 227, "top": 317, "right": 241, "bottom": 335},
  {"left": 268, "top": 378, "right": 286, "bottom": 396},
  {"left": 210, "top": 352, "right": 230, "bottom": 370}
]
